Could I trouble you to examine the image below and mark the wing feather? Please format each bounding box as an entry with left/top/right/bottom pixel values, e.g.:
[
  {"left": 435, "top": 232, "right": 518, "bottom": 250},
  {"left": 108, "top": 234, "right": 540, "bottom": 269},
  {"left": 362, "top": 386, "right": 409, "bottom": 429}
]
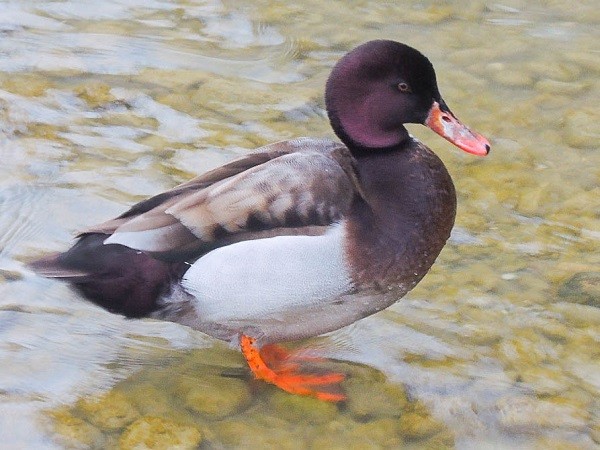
[{"left": 100, "top": 138, "right": 360, "bottom": 259}]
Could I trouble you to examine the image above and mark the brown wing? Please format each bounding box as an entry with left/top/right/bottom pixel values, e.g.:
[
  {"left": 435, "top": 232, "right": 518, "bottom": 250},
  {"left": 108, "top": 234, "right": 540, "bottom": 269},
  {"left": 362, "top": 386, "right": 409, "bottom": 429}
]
[{"left": 90, "top": 138, "right": 360, "bottom": 260}]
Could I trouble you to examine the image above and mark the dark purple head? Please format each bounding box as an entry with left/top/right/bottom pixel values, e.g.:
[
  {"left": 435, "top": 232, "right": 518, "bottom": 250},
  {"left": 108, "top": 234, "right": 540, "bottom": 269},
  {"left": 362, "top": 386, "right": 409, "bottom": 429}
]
[{"left": 325, "top": 40, "right": 490, "bottom": 156}]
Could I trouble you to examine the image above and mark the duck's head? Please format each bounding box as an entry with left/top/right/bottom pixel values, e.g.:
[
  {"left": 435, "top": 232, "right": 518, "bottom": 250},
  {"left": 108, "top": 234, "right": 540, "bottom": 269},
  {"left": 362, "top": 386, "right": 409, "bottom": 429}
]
[{"left": 325, "top": 40, "right": 490, "bottom": 156}]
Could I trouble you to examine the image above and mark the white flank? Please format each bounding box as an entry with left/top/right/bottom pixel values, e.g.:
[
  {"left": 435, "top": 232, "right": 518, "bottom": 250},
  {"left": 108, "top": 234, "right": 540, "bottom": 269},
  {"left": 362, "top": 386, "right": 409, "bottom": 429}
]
[{"left": 181, "top": 223, "right": 352, "bottom": 322}]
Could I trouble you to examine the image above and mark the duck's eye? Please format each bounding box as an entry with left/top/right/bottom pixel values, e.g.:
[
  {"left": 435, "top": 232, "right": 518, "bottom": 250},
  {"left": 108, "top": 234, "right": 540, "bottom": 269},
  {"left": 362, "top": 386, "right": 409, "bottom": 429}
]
[{"left": 397, "top": 82, "right": 412, "bottom": 93}]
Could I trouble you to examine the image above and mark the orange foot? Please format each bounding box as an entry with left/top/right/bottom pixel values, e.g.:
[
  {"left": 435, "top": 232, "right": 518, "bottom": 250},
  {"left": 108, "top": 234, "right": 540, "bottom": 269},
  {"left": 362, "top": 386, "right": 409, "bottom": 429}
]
[{"left": 240, "top": 334, "right": 346, "bottom": 402}]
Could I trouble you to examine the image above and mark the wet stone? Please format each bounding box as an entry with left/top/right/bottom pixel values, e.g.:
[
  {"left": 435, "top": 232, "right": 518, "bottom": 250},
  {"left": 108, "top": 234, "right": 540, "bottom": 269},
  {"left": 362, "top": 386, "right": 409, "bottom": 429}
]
[
  {"left": 76, "top": 390, "right": 139, "bottom": 431},
  {"left": 119, "top": 416, "right": 202, "bottom": 450},
  {"left": 558, "top": 272, "right": 600, "bottom": 308}
]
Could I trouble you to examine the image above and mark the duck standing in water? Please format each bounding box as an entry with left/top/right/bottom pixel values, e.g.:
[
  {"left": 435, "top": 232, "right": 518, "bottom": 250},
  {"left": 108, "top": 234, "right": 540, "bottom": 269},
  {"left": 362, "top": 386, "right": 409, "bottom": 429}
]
[{"left": 31, "top": 40, "right": 490, "bottom": 401}]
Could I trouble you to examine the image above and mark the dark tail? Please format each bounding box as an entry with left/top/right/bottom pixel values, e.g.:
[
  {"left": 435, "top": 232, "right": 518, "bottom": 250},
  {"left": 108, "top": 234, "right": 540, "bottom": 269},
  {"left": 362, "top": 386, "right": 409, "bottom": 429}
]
[{"left": 30, "top": 234, "right": 186, "bottom": 318}]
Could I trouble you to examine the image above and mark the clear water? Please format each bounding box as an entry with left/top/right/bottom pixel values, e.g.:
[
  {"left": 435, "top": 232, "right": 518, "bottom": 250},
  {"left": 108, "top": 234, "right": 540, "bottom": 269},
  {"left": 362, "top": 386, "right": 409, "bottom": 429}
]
[{"left": 0, "top": 0, "right": 598, "bottom": 448}]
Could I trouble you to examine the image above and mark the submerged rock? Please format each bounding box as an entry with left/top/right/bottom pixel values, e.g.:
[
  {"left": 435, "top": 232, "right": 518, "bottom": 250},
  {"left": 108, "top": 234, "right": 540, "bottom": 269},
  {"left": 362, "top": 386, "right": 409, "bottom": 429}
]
[
  {"left": 212, "top": 416, "right": 306, "bottom": 450},
  {"left": 563, "top": 109, "right": 599, "bottom": 149},
  {"left": 74, "top": 82, "right": 117, "bottom": 109},
  {"left": 175, "top": 373, "right": 252, "bottom": 420},
  {"left": 119, "top": 416, "right": 202, "bottom": 450},
  {"left": 0, "top": 269, "right": 23, "bottom": 282},
  {"left": 268, "top": 390, "right": 338, "bottom": 424},
  {"left": 49, "top": 351, "right": 458, "bottom": 450},
  {"left": 310, "top": 417, "right": 402, "bottom": 449},
  {"left": 515, "top": 365, "right": 571, "bottom": 396},
  {"left": 558, "top": 272, "right": 600, "bottom": 308},
  {"left": 398, "top": 411, "right": 447, "bottom": 441},
  {"left": 275, "top": 361, "right": 405, "bottom": 421},
  {"left": 496, "top": 396, "right": 588, "bottom": 433},
  {"left": 345, "top": 375, "right": 409, "bottom": 420},
  {"left": 76, "top": 390, "right": 139, "bottom": 431},
  {"left": 50, "top": 408, "right": 104, "bottom": 448}
]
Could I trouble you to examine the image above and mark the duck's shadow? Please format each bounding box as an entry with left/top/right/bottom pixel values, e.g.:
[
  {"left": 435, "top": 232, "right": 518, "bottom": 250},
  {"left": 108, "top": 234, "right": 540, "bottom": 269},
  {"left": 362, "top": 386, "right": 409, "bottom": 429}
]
[{"left": 47, "top": 342, "right": 453, "bottom": 449}]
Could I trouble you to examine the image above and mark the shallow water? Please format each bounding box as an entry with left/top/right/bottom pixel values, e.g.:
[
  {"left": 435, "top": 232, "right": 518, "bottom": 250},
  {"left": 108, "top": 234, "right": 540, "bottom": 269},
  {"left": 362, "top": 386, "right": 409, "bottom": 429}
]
[{"left": 0, "top": 0, "right": 599, "bottom": 448}]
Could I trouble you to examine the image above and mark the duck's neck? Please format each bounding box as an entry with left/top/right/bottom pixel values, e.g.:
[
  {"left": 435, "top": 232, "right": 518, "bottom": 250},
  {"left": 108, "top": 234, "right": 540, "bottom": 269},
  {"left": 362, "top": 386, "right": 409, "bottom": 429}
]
[{"left": 345, "top": 139, "right": 456, "bottom": 291}]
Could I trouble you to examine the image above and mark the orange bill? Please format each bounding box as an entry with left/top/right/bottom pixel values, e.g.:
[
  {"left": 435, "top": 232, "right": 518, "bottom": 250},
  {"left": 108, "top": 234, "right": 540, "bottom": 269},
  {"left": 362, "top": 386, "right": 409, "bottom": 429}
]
[{"left": 425, "top": 101, "right": 490, "bottom": 156}]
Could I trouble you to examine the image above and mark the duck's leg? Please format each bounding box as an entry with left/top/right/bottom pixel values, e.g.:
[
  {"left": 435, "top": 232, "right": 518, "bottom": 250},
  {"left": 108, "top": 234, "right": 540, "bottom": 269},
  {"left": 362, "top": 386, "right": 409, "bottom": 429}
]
[{"left": 239, "top": 335, "right": 346, "bottom": 402}]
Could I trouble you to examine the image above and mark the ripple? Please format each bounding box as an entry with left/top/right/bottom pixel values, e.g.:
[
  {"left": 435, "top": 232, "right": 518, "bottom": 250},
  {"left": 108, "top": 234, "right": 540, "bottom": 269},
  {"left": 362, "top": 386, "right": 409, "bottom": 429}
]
[{"left": 0, "top": 185, "right": 48, "bottom": 259}]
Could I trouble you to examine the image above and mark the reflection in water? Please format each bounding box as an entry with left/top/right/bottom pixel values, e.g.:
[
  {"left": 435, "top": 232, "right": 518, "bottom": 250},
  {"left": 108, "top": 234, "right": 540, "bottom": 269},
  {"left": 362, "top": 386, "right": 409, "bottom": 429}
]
[{"left": 0, "top": 0, "right": 599, "bottom": 448}]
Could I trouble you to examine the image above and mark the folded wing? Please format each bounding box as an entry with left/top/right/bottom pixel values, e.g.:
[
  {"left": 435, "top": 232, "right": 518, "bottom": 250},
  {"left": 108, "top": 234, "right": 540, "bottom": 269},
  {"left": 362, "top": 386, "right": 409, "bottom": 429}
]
[{"left": 86, "top": 138, "right": 360, "bottom": 261}]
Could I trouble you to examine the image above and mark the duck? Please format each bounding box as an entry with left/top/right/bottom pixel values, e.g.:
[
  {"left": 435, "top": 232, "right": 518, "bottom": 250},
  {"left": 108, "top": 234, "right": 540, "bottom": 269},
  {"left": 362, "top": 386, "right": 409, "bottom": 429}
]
[{"left": 30, "top": 40, "right": 490, "bottom": 402}]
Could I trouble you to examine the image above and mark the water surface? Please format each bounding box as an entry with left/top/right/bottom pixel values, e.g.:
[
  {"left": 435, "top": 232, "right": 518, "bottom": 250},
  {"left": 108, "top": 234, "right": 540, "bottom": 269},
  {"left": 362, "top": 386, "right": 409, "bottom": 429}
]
[{"left": 0, "top": 0, "right": 599, "bottom": 448}]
